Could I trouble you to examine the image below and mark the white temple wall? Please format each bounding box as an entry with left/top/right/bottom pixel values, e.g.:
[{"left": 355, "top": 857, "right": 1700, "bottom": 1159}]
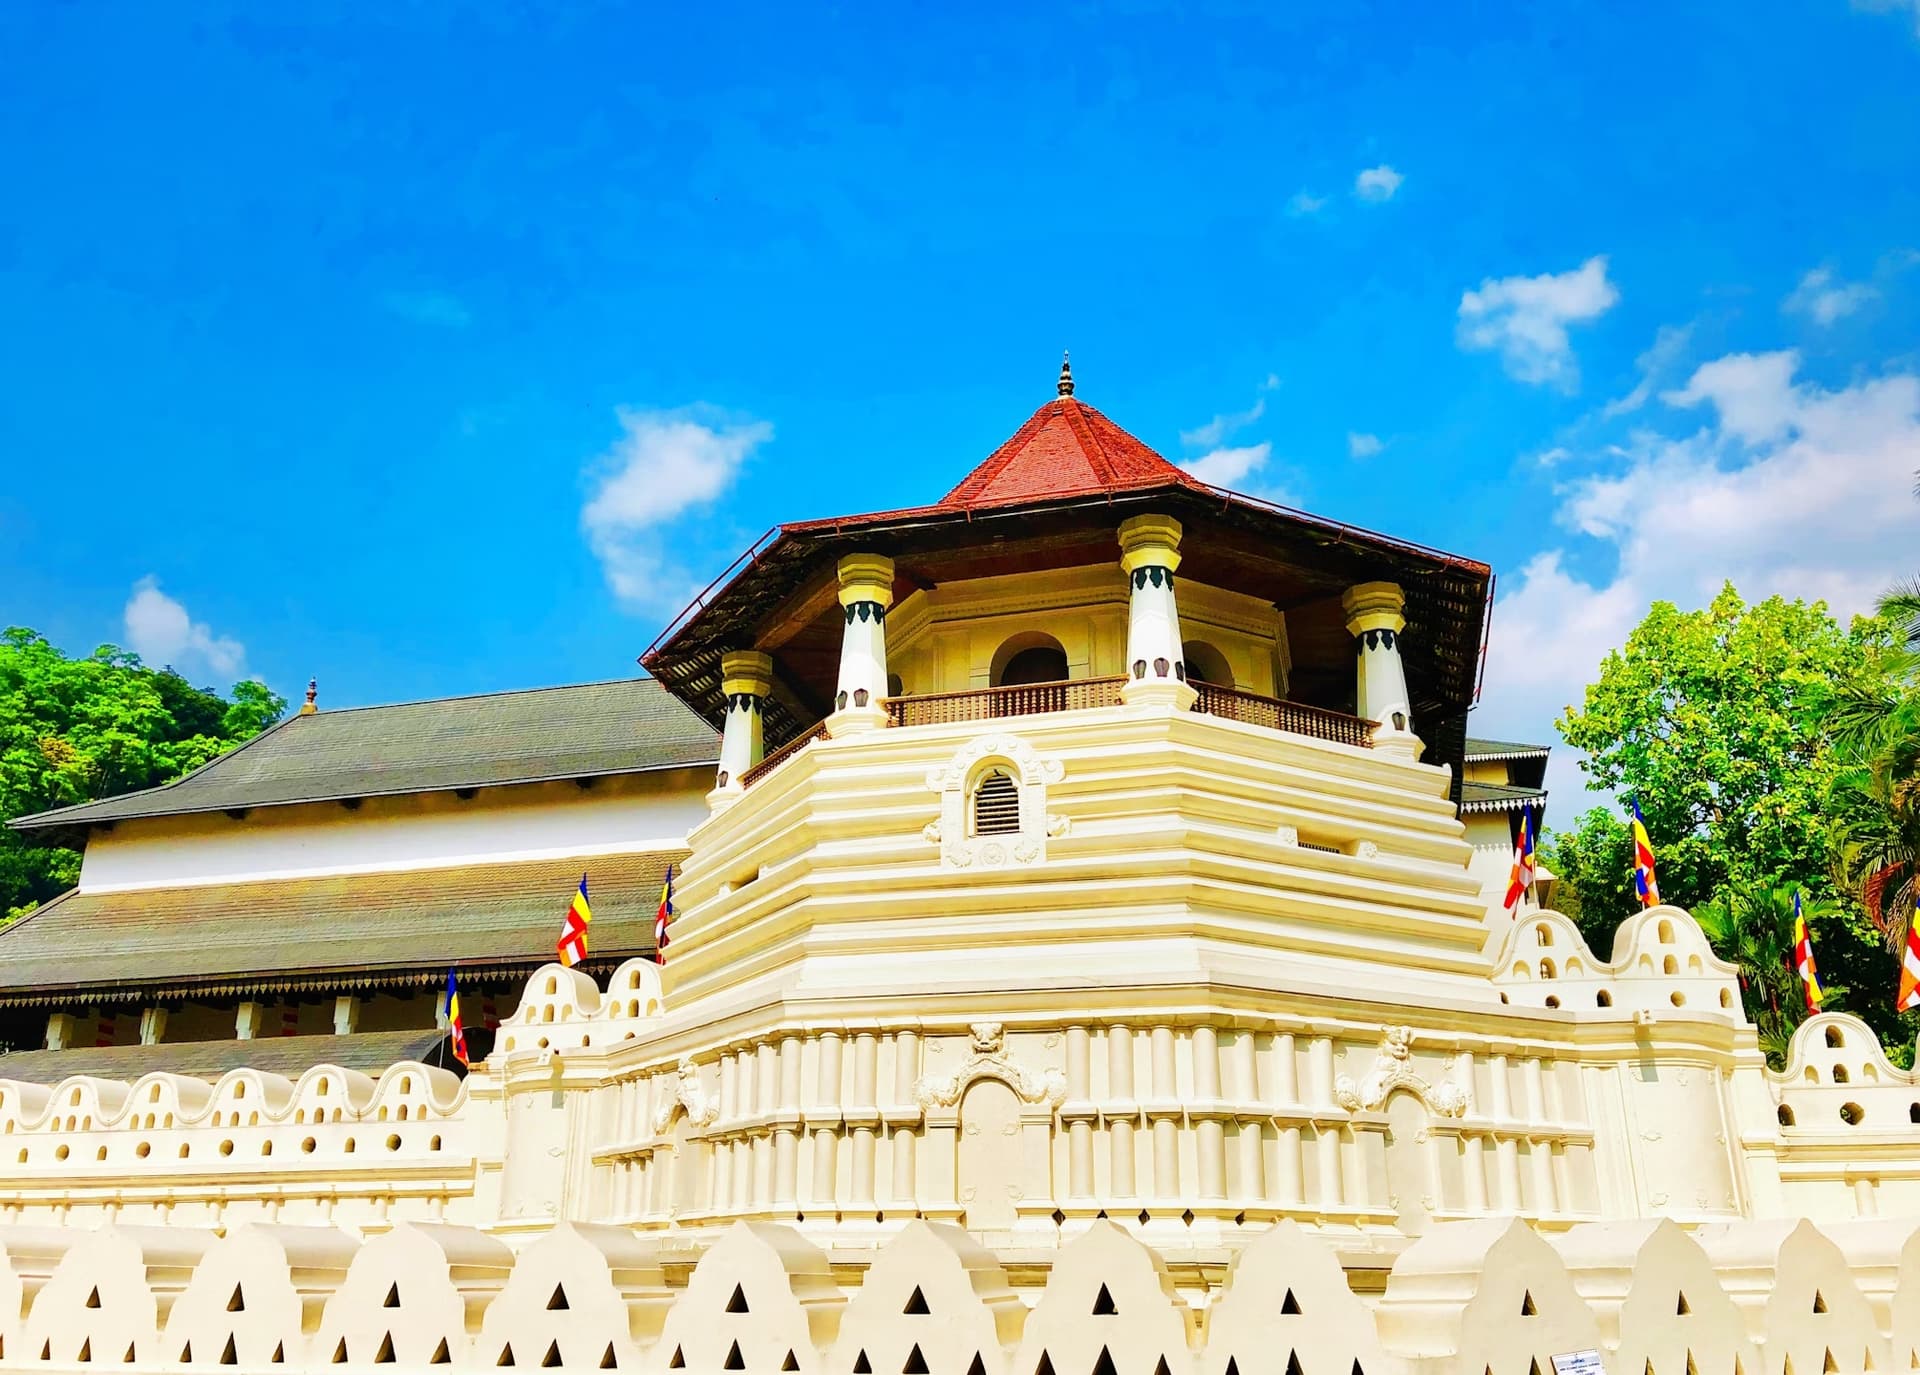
[{"left": 76, "top": 768, "right": 709, "bottom": 893}]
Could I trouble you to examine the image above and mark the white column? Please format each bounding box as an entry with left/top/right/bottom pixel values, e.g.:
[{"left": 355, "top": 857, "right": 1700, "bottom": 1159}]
[
  {"left": 139, "top": 1007, "right": 168, "bottom": 1046},
  {"left": 1340, "top": 580, "right": 1423, "bottom": 760},
  {"left": 1118, "top": 513, "right": 1197, "bottom": 709},
  {"left": 710, "top": 649, "right": 774, "bottom": 803},
  {"left": 235, "top": 1001, "right": 264, "bottom": 1040},
  {"left": 333, "top": 996, "right": 359, "bottom": 1035},
  {"left": 44, "top": 1012, "right": 75, "bottom": 1051},
  {"left": 828, "top": 553, "right": 894, "bottom": 736}
]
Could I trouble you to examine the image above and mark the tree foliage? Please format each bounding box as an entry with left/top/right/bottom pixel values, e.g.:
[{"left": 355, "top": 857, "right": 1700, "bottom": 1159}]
[
  {"left": 1545, "top": 585, "right": 1906, "bottom": 1057},
  {"left": 0, "top": 628, "right": 285, "bottom": 920}
]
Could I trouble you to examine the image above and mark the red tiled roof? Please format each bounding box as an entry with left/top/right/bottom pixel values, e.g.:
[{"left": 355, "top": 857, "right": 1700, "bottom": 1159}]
[
  {"left": 784, "top": 396, "right": 1205, "bottom": 534},
  {"left": 942, "top": 396, "right": 1206, "bottom": 507}
]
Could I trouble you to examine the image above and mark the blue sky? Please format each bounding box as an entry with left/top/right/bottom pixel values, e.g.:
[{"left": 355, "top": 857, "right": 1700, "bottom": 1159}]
[{"left": 4, "top": 2, "right": 1918, "bottom": 810}]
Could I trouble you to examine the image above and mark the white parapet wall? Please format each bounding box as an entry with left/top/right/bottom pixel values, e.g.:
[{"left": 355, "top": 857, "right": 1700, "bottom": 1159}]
[{"left": 0, "top": 1211, "right": 1914, "bottom": 1373}]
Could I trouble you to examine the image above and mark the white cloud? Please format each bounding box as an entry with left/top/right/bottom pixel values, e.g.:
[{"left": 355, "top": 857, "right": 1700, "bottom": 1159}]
[
  {"left": 1354, "top": 165, "right": 1404, "bottom": 202},
  {"left": 1602, "top": 322, "right": 1693, "bottom": 418},
  {"left": 123, "top": 578, "right": 246, "bottom": 678},
  {"left": 1659, "top": 350, "right": 1803, "bottom": 445},
  {"left": 1286, "top": 191, "right": 1329, "bottom": 217},
  {"left": 1476, "top": 351, "right": 1920, "bottom": 811},
  {"left": 1347, "top": 431, "right": 1384, "bottom": 459},
  {"left": 1784, "top": 266, "right": 1878, "bottom": 325},
  {"left": 581, "top": 406, "right": 774, "bottom": 610},
  {"left": 1180, "top": 442, "right": 1272, "bottom": 489},
  {"left": 1180, "top": 399, "right": 1266, "bottom": 449},
  {"left": 1457, "top": 255, "right": 1620, "bottom": 390},
  {"left": 1261, "top": 373, "right": 1281, "bottom": 391}
]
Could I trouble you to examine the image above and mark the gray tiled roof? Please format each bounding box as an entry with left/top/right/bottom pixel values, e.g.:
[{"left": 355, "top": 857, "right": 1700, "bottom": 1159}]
[
  {"left": 0, "top": 1029, "right": 450, "bottom": 1086},
  {"left": 0, "top": 848, "right": 682, "bottom": 1002},
  {"left": 11, "top": 678, "right": 718, "bottom": 834},
  {"left": 1459, "top": 780, "right": 1548, "bottom": 815},
  {"left": 1463, "top": 737, "right": 1551, "bottom": 761}
]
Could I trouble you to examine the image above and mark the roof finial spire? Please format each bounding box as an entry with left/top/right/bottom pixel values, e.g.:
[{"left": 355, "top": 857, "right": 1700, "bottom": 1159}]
[
  {"left": 1057, "top": 350, "right": 1075, "bottom": 398},
  {"left": 301, "top": 678, "right": 318, "bottom": 716}
]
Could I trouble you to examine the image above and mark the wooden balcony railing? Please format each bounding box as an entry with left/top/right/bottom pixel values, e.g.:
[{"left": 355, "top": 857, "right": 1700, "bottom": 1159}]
[
  {"left": 738, "top": 721, "right": 830, "bottom": 789},
  {"left": 1190, "top": 680, "right": 1376, "bottom": 749},
  {"left": 884, "top": 676, "right": 1128, "bottom": 727},
  {"left": 742, "top": 678, "right": 1374, "bottom": 788}
]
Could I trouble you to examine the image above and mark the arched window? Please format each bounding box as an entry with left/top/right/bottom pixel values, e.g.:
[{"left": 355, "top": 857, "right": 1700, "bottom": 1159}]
[
  {"left": 990, "top": 632, "right": 1069, "bottom": 687},
  {"left": 972, "top": 770, "right": 1020, "bottom": 836},
  {"left": 1182, "top": 640, "right": 1233, "bottom": 687}
]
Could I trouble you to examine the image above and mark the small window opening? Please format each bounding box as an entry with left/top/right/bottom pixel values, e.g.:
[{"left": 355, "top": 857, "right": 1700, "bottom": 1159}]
[{"left": 972, "top": 771, "right": 1020, "bottom": 837}]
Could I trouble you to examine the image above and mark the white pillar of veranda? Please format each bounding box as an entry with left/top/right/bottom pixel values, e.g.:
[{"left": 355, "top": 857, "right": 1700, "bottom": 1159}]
[
  {"left": 828, "top": 553, "right": 894, "bottom": 736},
  {"left": 710, "top": 649, "right": 774, "bottom": 805},
  {"left": 1341, "top": 580, "right": 1423, "bottom": 761},
  {"left": 1118, "top": 513, "right": 1198, "bottom": 710}
]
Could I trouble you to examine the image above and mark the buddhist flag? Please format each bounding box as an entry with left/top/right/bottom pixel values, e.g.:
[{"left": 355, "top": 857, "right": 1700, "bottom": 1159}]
[
  {"left": 1630, "top": 802, "right": 1661, "bottom": 908},
  {"left": 1503, "top": 808, "right": 1537, "bottom": 913},
  {"left": 1899, "top": 920, "right": 1920, "bottom": 1014},
  {"left": 654, "top": 865, "right": 674, "bottom": 967},
  {"left": 444, "top": 968, "right": 469, "bottom": 1067},
  {"left": 557, "top": 874, "right": 592, "bottom": 968},
  {"left": 1794, "top": 891, "right": 1824, "bottom": 1013}
]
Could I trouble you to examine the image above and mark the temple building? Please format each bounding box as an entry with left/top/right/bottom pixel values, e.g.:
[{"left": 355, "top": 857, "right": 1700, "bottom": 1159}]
[{"left": 1, "top": 364, "right": 1906, "bottom": 1375}]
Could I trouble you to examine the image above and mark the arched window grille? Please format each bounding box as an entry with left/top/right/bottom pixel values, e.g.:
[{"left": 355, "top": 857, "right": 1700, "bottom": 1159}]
[{"left": 972, "top": 770, "right": 1020, "bottom": 836}]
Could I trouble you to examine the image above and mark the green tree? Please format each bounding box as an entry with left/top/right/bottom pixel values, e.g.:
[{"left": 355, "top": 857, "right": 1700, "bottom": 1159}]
[
  {"left": 1695, "top": 885, "right": 1848, "bottom": 1065},
  {"left": 0, "top": 628, "right": 286, "bottom": 920},
  {"left": 1553, "top": 586, "right": 1891, "bottom": 911},
  {"left": 1544, "top": 586, "right": 1915, "bottom": 1055}
]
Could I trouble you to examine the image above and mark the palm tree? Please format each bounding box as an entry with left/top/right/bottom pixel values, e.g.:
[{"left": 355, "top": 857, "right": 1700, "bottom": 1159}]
[
  {"left": 1816, "top": 481, "right": 1920, "bottom": 949},
  {"left": 1696, "top": 885, "right": 1834, "bottom": 1063}
]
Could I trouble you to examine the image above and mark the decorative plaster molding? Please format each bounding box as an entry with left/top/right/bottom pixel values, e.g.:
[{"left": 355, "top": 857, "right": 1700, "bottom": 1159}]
[
  {"left": 912, "top": 1022, "right": 1068, "bottom": 1111},
  {"left": 926, "top": 735, "right": 1066, "bottom": 869},
  {"left": 652, "top": 1057, "right": 718, "bottom": 1132},
  {"left": 1334, "top": 1026, "right": 1469, "bottom": 1118}
]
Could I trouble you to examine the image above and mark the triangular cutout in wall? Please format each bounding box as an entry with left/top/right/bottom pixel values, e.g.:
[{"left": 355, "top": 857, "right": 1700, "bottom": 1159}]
[
  {"left": 600, "top": 1343, "right": 618, "bottom": 1369},
  {"left": 221, "top": 1335, "right": 238, "bottom": 1366},
  {"left": 430, "top": 1339, "right": 451, "bottom": 1365},
  {"left": 177, "top": 1342, "right": 191, "bottom": 1364},
  {"left": 498, "top": 1342, "right": 516, "bottom": 1367},
  {"left": 272, "top": 1341, "right": 286, "bottom": 1365},
  {"left": 1521, "top": 1291, "right": 1538, "bottom": 1316},
  {"left": 727, "top": 1284, "right": 750, "bottom": 1314},
  {"left": 854, "top": 1351, "right": 871, "bottom": 1374},
  {"left": 86, "top": 1287, "right": 101, "bottom": 1310},
  {"left": 724, "top": 1341, "right": 746, "bottom": 1371},
  {"left": 668, "top": 1347, "right": 685, "bottom": 1369},
  {"left": 1814, "top": 1291, "right": 1828, "bottom": 1314},
  {"left": 384, "top": 1283, "right": 401, "bottom": 1309},
  {"left": 1282, "top": 1289, "right": 1302, "bottom": 1315},
  {"left": 332, "top": 1339, "right": 348, "bottom": 1365},
  {"left": 782, "top": 1354, "right": 800, "bottom": 1373},
  {"left": 904, "top": 1285, "right": 930, "bottom": 1315},
  {"left": 77, "top": 1338, "right": 91, "bottom": 1364},
  {"left": 1286, "top": 1352, "right": 1304, "bottom": 1375},
  {"left": 548, "top": 1284, "right": 569, "bottom": 1311},
  {"left": 542, "top": 1341, "right": 563, "bottom": 1368},
  {"left": 1092, "top": 1283, "right": 1118, "bottom": 1316},
  {"left": 375, "top": 1333, "right": 395, "bottom": 1365},
  {"left": 1092, "top": 1348, "right": 1118, "bottom": 1375},
  {"left": 903, "top": 1344, "right": 929, "bottom": 1375},
  {"left": 228, "top": 1285, "right": 246, "bottom": 1313}
]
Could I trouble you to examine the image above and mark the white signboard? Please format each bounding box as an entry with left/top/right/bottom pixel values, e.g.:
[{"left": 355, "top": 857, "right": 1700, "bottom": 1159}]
[{"left": 1552, "top": 1350, "right": 1607, "bottom": 1375}]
